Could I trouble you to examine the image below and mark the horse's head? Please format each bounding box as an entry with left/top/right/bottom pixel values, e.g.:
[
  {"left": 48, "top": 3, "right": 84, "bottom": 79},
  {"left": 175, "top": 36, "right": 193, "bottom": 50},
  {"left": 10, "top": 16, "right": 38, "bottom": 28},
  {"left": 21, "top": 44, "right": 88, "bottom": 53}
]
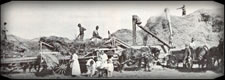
[{"left": 150, "top": 47, "right": 160, "bottom": 59}]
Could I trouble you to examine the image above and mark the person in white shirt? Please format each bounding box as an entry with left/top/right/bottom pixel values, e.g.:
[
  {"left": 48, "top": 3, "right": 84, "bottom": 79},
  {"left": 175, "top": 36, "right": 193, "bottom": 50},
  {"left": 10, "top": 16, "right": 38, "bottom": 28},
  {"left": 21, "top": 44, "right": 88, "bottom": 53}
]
[
  {"left": 99, "top": 51, "right": 108, "bottom": 68},
  {"left": 189, "top": 38, "right": 196, "bottom": 49},
  {"left": 71, "top": 52, "right": 81, "bottom": 77},
  {"left": 106, "top": 58, "right": 114, "bottom": 77}
]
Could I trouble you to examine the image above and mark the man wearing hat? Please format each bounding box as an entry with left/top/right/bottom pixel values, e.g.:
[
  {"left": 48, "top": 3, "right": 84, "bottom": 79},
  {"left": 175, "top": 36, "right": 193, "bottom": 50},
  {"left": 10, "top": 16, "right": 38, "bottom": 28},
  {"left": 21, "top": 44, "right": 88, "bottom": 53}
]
[{"left": 77, "top": 23, "right": 86, "bottom": 41}]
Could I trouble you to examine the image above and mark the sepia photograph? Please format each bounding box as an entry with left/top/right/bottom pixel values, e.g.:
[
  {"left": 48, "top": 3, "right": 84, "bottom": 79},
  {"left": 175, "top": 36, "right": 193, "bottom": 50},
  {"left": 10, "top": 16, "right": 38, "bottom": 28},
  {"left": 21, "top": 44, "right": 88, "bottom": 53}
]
[{"left": 0, "top": 1, "right": 224, "bottom": 79}]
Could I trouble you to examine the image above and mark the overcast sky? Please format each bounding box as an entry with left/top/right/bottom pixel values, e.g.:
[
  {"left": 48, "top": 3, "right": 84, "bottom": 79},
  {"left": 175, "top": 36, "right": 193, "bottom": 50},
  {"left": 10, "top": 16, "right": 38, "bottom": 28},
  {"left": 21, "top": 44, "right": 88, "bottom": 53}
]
[{"left": 1, "top": 1, "right": 223, "bottom": 40}]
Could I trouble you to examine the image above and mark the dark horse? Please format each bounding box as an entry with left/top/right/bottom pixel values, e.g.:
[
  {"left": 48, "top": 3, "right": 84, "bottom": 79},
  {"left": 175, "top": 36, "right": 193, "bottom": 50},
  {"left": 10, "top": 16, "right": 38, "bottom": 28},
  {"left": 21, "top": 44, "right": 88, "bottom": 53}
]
[
  {"left": 117, "top": 48, "right": 133, "bottom": 72},
  {"left": 27, "top": 54, "right": 44, "bottom": 73},
  {"left": 185, "top": 45, "right": 209, "bottom": 70},
  {"left": 142, "top": 50, "right": 155, "bottom": 71},
  {"left": 117, "top": 48, "right": 143, "bottom": 71},
  {"left": 207, "top": 40, "right": 224, "bottom": 70},
  {"left": 117, "top": 47, "right": 160, "bottom": 72}
]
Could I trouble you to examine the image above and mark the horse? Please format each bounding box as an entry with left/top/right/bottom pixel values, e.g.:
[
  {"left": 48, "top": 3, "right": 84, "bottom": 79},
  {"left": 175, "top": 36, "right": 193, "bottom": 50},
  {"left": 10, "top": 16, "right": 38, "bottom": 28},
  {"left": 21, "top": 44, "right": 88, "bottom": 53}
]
[
  {"left": 185, "top": 45, "right": 209, "bottom": 70},
  {"left": 143, "top": 51, "right": 155, "bottom": 71},
  {"left": 167, "top": 49, "right": 186, "bottom": 68},
  {"left": 116, "top": 48, "right": 144, "bottom": 71},
  {"left": 27, "top": 54, "right": 44, "bottom": 73},
  {"left": 194, "top": 45, "right": 209, "bottom": 70},
  {"left": 117, "top": 48, "right": 133, "bottom": 72},
  {"left": 149, "top": 47, "right": 161, "bottom": 63},
  {"left": 218, "top": 40, "right": 224, "bottom": 66},
  {"left": 207, "top": 40, "right": 224, "bottom": 69}
]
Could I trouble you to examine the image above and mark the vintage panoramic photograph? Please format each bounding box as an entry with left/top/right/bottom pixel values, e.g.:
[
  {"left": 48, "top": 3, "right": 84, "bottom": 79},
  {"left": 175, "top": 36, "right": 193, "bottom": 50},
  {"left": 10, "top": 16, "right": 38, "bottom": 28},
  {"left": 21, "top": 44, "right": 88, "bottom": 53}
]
[{"left": 1, "top": 1, "right": 224, "bottom": 79}]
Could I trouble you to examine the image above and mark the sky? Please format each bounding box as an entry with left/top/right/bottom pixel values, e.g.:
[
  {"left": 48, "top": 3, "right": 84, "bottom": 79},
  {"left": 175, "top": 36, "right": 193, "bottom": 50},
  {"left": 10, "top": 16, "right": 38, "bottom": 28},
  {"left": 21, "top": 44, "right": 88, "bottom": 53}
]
[{"left": 1, "top": 1, "right": 223, "bottom": 40}]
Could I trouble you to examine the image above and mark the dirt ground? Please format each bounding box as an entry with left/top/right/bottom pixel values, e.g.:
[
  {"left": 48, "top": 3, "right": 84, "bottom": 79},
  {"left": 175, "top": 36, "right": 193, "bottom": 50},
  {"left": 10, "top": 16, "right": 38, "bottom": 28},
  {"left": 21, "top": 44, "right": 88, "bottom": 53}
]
[{"left": 1, "top": 64, "right": 223, "bottom": 79}]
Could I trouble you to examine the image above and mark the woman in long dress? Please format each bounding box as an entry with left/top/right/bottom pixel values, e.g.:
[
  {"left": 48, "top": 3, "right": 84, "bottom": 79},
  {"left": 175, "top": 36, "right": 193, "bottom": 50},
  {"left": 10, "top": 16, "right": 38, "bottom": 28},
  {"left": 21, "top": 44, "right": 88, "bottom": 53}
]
[{"left": 71, "top": 52, "right": 81, "bottom": 77}]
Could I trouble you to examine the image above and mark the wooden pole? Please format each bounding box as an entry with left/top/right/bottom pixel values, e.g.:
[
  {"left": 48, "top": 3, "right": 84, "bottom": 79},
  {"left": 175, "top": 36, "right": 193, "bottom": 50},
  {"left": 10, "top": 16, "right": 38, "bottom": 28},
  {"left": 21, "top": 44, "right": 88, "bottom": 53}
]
[
  {"left": 136, "top": 24, "right": 171, "bottom": 48},
  {"left": 132, "top": 15, "right": 137, "bottom": 46},
  {"left": 40, "top": 42, "right": 42, "bottom": 66},
  {"left": 164, "top": 8, "right": 173, "bottom": 47}
]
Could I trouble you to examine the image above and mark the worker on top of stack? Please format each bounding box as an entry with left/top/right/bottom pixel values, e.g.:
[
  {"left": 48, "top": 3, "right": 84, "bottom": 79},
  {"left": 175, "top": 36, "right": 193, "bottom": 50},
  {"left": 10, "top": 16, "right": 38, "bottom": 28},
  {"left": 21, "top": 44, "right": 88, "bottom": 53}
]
[
  {"left": 1, "top": 22, "right": 8, "bottom": 44},
  {"left": 177, "top": 5, "right": 186, "bottom": 16},
  {"left": 90, "top": 26, "right": 102, "bottom": 40},
  {"left": 90, "top": 26, "right": 103, "bottom": 46},
  {"left": 77, "top": 23, "right": 86, "bottom": 41}
]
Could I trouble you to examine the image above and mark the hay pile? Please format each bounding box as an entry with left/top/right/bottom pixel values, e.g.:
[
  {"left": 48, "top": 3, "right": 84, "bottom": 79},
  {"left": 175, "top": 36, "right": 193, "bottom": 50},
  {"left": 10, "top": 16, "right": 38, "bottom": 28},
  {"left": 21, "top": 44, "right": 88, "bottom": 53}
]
[{"left": 113, "top": 8, "right": 224, "bottom": 49}]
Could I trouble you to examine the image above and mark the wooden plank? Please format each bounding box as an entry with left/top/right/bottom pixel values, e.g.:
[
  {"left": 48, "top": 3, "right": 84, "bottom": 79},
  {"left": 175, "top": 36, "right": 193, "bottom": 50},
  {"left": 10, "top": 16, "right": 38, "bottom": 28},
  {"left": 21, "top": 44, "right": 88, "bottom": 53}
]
[{"left": 1, "top": 57, "right": 37, "bottom": 64}]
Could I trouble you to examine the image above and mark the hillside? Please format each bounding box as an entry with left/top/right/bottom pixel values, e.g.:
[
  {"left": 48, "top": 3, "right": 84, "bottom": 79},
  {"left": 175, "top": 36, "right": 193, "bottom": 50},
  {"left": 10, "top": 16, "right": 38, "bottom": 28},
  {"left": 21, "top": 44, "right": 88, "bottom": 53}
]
[{"left": 113, "top": 8, "right": 224, "bottom": 48}]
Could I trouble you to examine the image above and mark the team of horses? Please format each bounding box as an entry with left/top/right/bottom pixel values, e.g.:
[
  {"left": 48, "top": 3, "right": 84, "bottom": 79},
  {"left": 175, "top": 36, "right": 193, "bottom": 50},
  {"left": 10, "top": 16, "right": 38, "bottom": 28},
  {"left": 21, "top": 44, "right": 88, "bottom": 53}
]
[{"left": 117, "top": 40, "right": 224, "bottom": 72}]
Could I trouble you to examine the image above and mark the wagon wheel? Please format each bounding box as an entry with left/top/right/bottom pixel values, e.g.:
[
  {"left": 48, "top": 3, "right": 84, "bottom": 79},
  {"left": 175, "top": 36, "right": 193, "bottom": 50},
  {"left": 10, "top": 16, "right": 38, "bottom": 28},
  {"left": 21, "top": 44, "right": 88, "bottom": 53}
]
[
  {"left": 167, "top": 56, "right": 177, "bottom": 68},
  {"left": 53, "top": 59, "right": 69, "bottom": 75}
]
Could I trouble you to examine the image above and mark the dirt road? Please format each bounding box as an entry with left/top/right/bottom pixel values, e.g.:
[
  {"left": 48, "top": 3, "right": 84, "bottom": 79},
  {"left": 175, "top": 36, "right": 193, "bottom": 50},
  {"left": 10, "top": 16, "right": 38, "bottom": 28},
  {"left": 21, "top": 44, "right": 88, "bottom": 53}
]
[{"left": 2, "top": 65, "right": 223, "bottom": 79}]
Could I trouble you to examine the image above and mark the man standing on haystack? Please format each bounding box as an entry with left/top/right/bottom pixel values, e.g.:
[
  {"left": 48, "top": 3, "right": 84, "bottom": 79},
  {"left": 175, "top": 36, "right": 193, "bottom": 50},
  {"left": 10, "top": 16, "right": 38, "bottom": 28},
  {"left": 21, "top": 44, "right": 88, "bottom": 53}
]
[
  {"left": 77, "top": 23, "right": 86, "bottom": 41},
  {"left": 177, "top": 5, "right": 186, "bottom": 16},
  {"left": 1, "top": 22, "right": 8, "bottom": 44}
]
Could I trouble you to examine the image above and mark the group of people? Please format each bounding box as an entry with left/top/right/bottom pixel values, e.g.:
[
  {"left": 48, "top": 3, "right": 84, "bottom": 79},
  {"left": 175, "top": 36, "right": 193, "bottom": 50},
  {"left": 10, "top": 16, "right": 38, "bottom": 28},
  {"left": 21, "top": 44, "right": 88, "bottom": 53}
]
[
  {"left": 76, "top": 23, "right": 103, "bottom": 41},
  {"left": 86, "top": 50, "right": 114, "bottom": 77},
  {"left": 70, "top": 50, "right": 114, "bottom": 77},
  {"left": 76, "top": 23, "right": 113, "bottom": 42}
]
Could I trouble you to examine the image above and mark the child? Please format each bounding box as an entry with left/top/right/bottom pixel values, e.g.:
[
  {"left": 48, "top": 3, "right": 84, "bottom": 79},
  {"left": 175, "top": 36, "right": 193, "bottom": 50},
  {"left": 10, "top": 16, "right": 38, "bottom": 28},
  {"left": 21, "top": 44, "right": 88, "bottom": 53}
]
[
  {"left": 86, "top": 58, "right": 96, "bottom": 77},
  {"left": 106, "top": 58, "right": 114, "bottom": 77}
]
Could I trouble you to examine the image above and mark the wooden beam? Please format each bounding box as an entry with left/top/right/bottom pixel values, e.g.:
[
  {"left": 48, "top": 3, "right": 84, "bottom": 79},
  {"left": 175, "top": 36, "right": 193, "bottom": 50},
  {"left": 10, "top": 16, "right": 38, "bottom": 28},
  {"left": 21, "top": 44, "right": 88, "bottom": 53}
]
[{"left": 132, "top": 15, "right": 137, "bottom": 46}]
